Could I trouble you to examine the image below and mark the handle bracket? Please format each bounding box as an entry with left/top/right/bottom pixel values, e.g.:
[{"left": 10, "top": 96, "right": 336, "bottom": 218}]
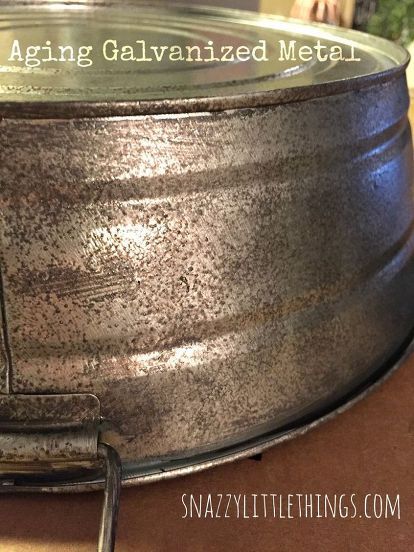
[{"left": 0, "top": 393, "right": 122, "bottom": 552}]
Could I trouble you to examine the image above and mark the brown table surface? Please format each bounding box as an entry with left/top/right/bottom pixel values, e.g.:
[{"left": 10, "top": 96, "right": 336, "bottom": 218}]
[{"left": 0, "top": 93, "right": 413, "bottom": 552}]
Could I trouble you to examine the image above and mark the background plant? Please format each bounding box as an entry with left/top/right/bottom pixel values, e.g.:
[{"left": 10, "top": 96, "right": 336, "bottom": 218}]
[{"left": 367, "top": 0, "right": 414, "bottom": 46}]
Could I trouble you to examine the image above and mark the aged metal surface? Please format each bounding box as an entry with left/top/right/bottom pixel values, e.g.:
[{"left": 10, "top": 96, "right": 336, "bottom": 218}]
[
  {"left": 1, "top": 74, "right": 413, "bottom": 471},
  {"left": 0, "top": 394, "right": 100, "bottom": 469},
  {"left": 0, "top": 2, "right": 413, "bottom": 485}
]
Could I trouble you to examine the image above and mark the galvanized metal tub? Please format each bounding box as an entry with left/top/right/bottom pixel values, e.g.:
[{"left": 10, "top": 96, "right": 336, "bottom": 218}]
[{"left": 0, "top": 1, "right": 413, "bottom": 493}]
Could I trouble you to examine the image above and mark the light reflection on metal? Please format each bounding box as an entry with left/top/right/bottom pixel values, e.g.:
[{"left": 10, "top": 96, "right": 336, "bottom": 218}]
[{"left": 0, "top": 1, "right": 413, "bottom": 492}]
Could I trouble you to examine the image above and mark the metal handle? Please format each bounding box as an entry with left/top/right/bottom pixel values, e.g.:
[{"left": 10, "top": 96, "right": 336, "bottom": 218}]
[
  {"left": 0, "top": 441, "right": 123, "bottom": 552},
  {"left": 0, "top": 394, "right": 122, "bottom": 550},
  {"left": 97, "top": 442, "right": 122, "bottom": 552}
]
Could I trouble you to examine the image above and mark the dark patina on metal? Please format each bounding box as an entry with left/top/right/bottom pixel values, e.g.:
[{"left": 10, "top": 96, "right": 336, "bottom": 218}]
[{"left": 0, "top": 0, "right": 413, "bottom": 502}]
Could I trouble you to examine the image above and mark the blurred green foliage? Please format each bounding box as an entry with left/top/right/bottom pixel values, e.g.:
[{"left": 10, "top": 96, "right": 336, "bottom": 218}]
[{"left": 367, "top": 0, "right": 414, "bottom": 46}]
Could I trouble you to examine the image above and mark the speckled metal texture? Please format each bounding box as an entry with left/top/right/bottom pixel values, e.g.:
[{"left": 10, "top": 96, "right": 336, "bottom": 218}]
[
  {"left": 1, "top": 67, "right": 413, "bottom": 479},
  {"left": 0, "top": 394, "right": 100, "bottom": 471}
]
